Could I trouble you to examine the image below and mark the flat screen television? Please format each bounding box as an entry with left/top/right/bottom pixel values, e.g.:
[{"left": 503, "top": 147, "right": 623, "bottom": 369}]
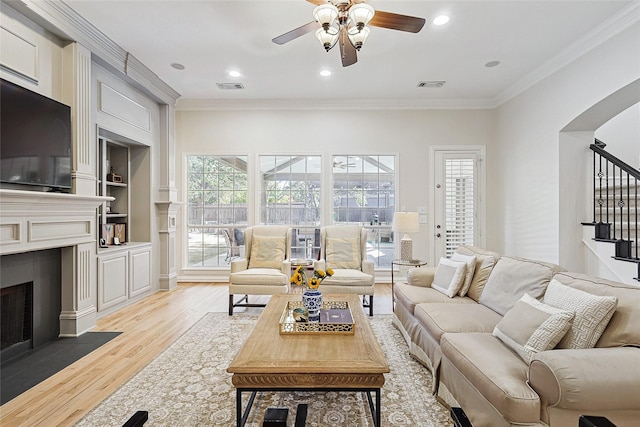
[{"left": 1, "top": 78, "right": 72, "bottom": 191}]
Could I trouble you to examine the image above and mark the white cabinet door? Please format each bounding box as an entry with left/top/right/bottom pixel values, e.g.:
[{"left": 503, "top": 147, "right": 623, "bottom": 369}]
[
  {"left": 97, "top": 252, "right": 128, "bottom": 311},
  {"left": 129, "top": 245, "right": 151, "bottom": 297}
]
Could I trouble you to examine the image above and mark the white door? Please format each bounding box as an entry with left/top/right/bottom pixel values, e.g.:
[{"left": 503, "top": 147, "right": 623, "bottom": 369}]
[{"left": 432, "top": 148, "right": 484, "bottom": 260}]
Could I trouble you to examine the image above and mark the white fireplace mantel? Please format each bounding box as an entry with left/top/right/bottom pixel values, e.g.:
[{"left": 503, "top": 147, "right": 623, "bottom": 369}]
[{"left": 0, "top": 189, "right": 111, "bottom": 256}]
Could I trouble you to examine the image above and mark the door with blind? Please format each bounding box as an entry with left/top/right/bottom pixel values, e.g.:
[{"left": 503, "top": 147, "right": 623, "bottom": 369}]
[{"left": 432, "top": 149, "right": 483, "bottom": 259}]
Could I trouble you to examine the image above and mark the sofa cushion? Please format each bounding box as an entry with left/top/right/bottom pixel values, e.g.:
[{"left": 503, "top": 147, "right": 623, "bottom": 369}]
[
  {"left": 455, "top": 246, "right": 500, "bottom": 302},
  {"left": 441, "top": 333, "right": 541, "bottom": 424},
  {"left": 479, "top": 256, "right": 564, "bottom": 316},
  {"left": 552, "top": 272, "right": 640, "bottom": 348},
  {"left": 248, "top": 235, "right": 285, "bottom": 269},
  {"left": 451, "top": 252, "right": 477, "bottom": 297},
  {"left": 432, "top": 257, "right": 467, "bottom": 298},
  {"left": 415, "top": 303, "right": 503, "bottom": 342},
  {"left": 493, "top": 294, "right": 574, "bottom": 362},
  {"left": 543, "top": 278, "right": 617, "bottom": 349},
  {"left": 326, "top": 237, "right": 361, "bottom": 269},
  {"left": 394, "top": 283, "right": 476, "bottom": 314}
]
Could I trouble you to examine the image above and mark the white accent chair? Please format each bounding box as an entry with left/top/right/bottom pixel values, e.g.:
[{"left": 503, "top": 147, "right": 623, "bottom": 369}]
[
  {"left": 315, "top": 225, "right": 375, "bottom": 316},
  {"left": 228, "top": 225, "right": 292, "bottom": 315}
]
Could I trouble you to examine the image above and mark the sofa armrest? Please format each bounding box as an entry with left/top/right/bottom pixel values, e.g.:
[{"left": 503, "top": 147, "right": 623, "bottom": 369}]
[
  {"left": 406, "top": 266, "right": 437, "bottom": 287},
  {"left": 230, "top": 258, "right": 248, "bottom": 273},
  {"left": 529, "top": 347, "right": 640, "bottom": 411}
]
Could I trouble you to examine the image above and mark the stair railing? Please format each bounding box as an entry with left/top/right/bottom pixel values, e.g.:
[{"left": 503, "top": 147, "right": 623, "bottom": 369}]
[{"left": 589, "top": 139, "right": 639, "bottom": 279}]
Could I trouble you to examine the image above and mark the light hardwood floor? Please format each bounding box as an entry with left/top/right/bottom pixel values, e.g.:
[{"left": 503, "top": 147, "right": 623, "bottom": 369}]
[{"left": 0, "top": 283, "right": 392, "bottom": 426}]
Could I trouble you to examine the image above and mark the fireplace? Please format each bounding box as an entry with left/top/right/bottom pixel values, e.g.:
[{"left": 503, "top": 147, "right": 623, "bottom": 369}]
[
  {"left": 0, "top": 249, "right": 61, "bottom": 364},
  {"left": 1, "top": 282, "right": 33, "bottom": 355}
]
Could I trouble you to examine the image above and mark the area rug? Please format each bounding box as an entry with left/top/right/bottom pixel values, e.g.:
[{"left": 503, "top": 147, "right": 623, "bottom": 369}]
[{"left": 76, "top": 314, "right": 452, "bottom": 426}]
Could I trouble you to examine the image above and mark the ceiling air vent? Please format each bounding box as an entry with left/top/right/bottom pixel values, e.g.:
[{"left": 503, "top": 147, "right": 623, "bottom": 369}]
[
  {"left": 417, "top": 81, "right": 446, "bottom": 88},
  {"left": 216, "top": 83, "right": 244, "bottom": 90}
]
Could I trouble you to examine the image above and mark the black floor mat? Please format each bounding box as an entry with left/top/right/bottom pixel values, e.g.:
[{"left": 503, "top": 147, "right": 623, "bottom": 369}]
[{"left": 1, "top": 331, "right": 121, "bottom": 405}]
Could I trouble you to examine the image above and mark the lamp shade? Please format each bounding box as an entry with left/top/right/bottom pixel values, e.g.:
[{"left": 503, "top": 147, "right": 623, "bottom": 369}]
[
  {"left": 392, "top": 212, "right": 420, "bottom": 233},
  {"left": 348, "top": 3, "right": 375, "bottom": 27},
  {"left": 313, "top": 4, "right": 339, "bottom": 27}
]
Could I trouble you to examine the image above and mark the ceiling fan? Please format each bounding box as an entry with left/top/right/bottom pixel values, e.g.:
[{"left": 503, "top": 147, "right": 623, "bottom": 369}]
[{"left": 272, "top": 0, "right": 426, "bottom": 67}]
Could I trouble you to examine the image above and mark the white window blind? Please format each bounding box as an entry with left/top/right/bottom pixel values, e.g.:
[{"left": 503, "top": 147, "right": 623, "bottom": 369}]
[{"left": 444, "top": 158, "right": 475, "bottom": 257}]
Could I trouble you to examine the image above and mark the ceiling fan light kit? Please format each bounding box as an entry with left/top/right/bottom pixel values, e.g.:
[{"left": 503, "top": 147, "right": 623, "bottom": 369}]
[
  {"left": 313, "top": 2, "right": 374, "bottom": 52},
  {"left": 273, "top": 0, "right": 426, "bottom": 67}
]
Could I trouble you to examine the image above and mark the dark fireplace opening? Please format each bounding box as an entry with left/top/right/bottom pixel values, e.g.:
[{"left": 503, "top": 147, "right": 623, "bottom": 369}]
[
  {"left": 1, "top": 282, "right": 33, "bottom": 352},
  {"left": 0, "top": 249, "right": 61, "bottom": 365}
]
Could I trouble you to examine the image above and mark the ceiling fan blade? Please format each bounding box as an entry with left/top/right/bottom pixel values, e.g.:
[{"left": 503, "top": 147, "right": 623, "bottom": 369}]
[
  {"left": 370, "top": 10, "right": 426, "bottom": 33},
  {"left": 272, "top": 21, "right": 321, "bottom": 45},
  {"left": 338, "top": 26, "right": 357, "bottom": 67},
  {"left": 306, "top": 0, "right": 326, "bottom": 5}
]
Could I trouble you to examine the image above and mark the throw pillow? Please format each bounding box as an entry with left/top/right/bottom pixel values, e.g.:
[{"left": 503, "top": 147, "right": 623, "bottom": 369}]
[
  {"left": 493, "top": 294, "right": 574, "bottom": 362},
  {"left": 431, "top": 257, "right": 467, "bottom": 298},
  {"left": 248, "top": 235, "right": 285, "bottom": 270},
  {"left": 326, "top": 237, "right": 361, "bottom": 269},
  {"left": 451, "top": 252, "right": 477, "bottom": 297},
  {"left": 543, "top": 279, "right": 618, "bottom": 349},
  {"left": 479, "top": 256, "right": 561, "bottom": 316}
]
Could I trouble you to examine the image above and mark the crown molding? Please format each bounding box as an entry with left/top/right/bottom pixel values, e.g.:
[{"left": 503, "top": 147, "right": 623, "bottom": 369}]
[
  {"left": 493, "top": 2, "right": 640, "bottom": 107},
  {"left": 3, "top": 0, "right": 180, "bottom": 104},
  {"left": 175, "top": 97, "right": 496, "bottom": 112}
]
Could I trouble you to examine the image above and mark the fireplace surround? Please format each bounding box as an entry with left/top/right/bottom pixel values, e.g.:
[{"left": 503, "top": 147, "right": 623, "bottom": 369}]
[{"left": 0, "top": 189, "right": 110, "bottom": 338}]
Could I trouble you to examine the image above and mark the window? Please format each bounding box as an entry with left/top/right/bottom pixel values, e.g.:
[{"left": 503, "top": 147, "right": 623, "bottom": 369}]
[
  {"left": 259, "top": 155, "right": 321, "bottom": 259},
  {"left": 186, "top": 155, "right": 248, "bottom": 267},
  {"left": 444, "top": 157, "right": 475, "bottom": 257},
  {"left": 332, "top": 155, "right": 395, "bottom": 268}
]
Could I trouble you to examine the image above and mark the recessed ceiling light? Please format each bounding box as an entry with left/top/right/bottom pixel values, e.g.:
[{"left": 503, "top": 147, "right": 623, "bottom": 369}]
[
  {"left": 433, "top": 15, "right": 449, "bottom": 26},
  {"left": 485, "top": 60, "right": 501, "bottom": 68},
  {"left": 228, "top": 70, "right": 241, "bottom": 77},
  {"left": 170, "top": 63, "right": 185, "bottom": 70},
  {"left": 320, "top": 70, "right": 331, "bottom": 77}
]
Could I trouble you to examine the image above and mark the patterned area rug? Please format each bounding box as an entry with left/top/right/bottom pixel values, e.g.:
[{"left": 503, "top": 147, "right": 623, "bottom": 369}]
[{"left": 76, "top": 313, "right": 452, "bottom": 426}]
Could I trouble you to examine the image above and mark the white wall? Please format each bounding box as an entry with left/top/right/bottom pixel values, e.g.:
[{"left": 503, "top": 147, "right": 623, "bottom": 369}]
[
  {"left": 175, "top": 108, "right": 495, "bottom": 278},
  {"left": 595, "top": 103, "right": 640, "bottom": 169},
  {"left": 492, "top": 22, "right": 640, "bottom": 268}
]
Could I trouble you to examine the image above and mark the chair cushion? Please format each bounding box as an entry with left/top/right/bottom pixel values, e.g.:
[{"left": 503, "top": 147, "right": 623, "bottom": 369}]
[
  {"left": 320, "top": 268, "right": 372, "bottom": 286},
  {"left": 248, "top": 235, "right": 285, "bottom": 269},
  {"left": 229, "top": 268, "right": 287, "bottom": 286},
  {"left": 493, "top": 294, "right": 573, "bottom": 362},
  {"left": 326, "top": 237, "right": 361, "bottom": 269},
  {"left": 543, "top": 278, "right": 617, "bottom": 349},
  {"left": 432, "top": 257, "right": 467, "bottom": 298}
]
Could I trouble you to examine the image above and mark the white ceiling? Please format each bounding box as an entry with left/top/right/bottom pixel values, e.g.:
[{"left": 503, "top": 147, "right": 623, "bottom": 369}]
[{"left": 62, "top": 0, "right": 635, "bottom": 107}]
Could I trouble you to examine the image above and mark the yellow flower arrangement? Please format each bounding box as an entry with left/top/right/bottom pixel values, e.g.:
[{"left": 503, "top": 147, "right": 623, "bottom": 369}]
[{"left": 290, "top": 265, "right": 334, "bottom": 290}]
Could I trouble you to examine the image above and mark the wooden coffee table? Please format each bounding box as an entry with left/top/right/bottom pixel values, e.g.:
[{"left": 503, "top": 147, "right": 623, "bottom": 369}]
[{"left": 227, "top": 293, "right": 389, "bottom": 427}]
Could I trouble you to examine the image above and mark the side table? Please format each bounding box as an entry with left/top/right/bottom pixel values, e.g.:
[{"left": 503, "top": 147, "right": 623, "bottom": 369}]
[{"left": 391, "top": 259, "right": 427, "bottom": 308}]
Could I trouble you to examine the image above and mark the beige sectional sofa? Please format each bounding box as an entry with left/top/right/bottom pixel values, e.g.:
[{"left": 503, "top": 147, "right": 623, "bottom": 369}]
[{"left": 393, "top": 246, "right": 640, "bottom": 427}]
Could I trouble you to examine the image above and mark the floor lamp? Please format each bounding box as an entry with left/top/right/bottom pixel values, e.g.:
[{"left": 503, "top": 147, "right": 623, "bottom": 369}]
[{"left": 392, "top": 212, "right": 420, "bottom": 261}]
